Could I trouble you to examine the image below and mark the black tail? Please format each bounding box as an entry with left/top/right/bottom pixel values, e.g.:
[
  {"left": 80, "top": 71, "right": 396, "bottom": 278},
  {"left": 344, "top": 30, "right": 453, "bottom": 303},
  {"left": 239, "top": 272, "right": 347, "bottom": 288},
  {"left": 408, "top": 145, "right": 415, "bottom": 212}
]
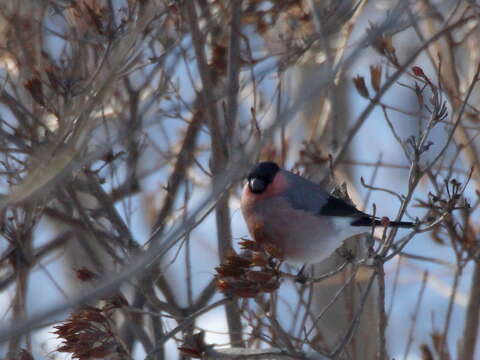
[{"left": 350, "top": 216, "right": 414, "bottom": 228}]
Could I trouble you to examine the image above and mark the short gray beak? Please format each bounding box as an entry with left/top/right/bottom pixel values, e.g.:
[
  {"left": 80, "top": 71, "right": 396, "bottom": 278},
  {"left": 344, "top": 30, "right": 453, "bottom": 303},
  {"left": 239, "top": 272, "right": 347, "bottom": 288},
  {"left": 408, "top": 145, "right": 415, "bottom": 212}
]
[{"left": 249, "top": 178, "right": 266, "bottom": 193}]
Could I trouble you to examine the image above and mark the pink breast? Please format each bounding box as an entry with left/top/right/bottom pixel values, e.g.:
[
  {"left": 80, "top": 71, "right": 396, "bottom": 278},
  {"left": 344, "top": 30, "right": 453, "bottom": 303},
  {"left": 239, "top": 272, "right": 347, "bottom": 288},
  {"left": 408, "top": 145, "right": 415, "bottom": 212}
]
[{"left": 241, "top": 193, "right": 342, "bottom": 264}]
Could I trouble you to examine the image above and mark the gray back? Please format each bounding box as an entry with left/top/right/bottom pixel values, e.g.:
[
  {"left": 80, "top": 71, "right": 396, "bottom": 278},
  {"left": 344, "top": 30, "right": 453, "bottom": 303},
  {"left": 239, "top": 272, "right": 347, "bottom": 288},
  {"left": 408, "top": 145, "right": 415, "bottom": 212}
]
[{"left": 281, "top": 170, "right": 330, "bottom": 215}]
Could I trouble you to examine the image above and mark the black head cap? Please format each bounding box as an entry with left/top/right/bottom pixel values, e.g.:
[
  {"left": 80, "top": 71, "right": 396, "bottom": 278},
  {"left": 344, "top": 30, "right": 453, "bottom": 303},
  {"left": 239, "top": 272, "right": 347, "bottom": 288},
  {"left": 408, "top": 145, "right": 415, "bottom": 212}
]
[{"left": 247, "top": 162, "right": 280, "bottom": 194}]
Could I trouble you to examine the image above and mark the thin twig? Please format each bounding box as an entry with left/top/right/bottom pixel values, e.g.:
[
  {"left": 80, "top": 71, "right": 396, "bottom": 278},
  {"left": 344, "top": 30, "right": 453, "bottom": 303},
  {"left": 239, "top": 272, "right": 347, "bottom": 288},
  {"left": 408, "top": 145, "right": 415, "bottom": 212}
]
[
  {"left": 184, "top": 1, "right": 243, "bottom": 347},
  {"left": 332, "top": 14, "right": 476, "bottom": 169},
  {"left": 404, "top": 270, "right": 429, "bottom": 360},
  {"left": 376, "top": 259, "right": 388, "bottom": 360},
  {"left": 458, "top": 261, "right": 480, "bottom": 360},
  {"left": 305, "top": 265, "right": 360, "bottom": 340},
  {"left": 440, "top": 264, "right": 463, "bottom": 360},
  {"left": 329, "top": 272, "right": 377, "bottom": 358},
  {"left": 146, "top": 297, "right": 231, "bottom": 359}
]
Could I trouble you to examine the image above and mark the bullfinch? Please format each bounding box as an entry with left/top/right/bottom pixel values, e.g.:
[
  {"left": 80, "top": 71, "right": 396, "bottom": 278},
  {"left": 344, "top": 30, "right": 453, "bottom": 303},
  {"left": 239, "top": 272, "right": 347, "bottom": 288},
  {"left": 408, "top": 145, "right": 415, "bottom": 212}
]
[{"left": 240, "top": 162, "right": 414, "bottom": 265}]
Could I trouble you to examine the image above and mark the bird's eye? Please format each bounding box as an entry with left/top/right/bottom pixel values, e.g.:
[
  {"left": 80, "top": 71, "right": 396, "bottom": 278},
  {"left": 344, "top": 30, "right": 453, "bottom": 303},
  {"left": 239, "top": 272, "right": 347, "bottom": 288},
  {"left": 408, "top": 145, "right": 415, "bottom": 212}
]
[{"left": 248, "top": 178, "right": 266, "bottom": 193}]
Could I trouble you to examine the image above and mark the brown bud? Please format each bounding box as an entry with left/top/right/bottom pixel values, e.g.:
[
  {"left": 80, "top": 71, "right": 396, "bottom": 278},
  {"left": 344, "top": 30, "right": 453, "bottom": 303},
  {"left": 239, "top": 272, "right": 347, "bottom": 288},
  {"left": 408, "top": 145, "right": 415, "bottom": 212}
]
[
  {"left": 373, "top": 34, "right": 395, "bottom": 57},
  {"left": 412, "top": 66, "right": 425, "bottom": 77},
  {"left": 239, "top": 238, "right": 262, "bottom": 252},
  {"left": 383, "top": 36, "right": 396, "bottom": 54},
  {"left": 380, "top": 217, "right": 390, "bottom": 227},
  {"left": 370, "top": 65, "right": 382, "bottom": 92},
  {"left": 353, "top": 75, "right": 369, "bottom": 99}
]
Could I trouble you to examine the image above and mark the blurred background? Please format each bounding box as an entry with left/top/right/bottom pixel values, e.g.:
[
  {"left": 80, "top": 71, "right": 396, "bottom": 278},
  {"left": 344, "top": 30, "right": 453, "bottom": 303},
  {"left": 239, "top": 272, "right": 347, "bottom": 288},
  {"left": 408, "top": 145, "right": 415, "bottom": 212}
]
[{"left": 0, "top": 0, "right": 479, "bottom": 359}]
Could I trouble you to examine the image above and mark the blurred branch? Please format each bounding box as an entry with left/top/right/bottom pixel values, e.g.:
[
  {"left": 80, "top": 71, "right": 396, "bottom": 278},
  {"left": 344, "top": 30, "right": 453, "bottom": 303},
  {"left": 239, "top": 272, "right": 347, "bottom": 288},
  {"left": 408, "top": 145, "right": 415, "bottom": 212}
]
[
  {"left": 151, "top": 108, "right": 203, "bottom": 233},
  {"left": 440, "top": 264, "right": 463, "bottom": 360},
  {"left": 204, "top": 347, "right": 296, "bottom": 360},
  {"left": 185, "top": 0, "right": 243, "bottom": 347},
  {"left": 458, "top": 262, "right": 480, "bottom": 360},
  {"left": 404, "top": 271, "right": 429, "bottom": 359},
  {"left": 0, "top": 1, "right": 478, "bottom": 359},
  {"left": 329, "top": 272, "right": 377, "bottom": 358},
  {"left": 375, "top": 260, "right": 388, "bottom": 360},
  {"left": 146, "top": 297, "right": 231, "bottom": 359},
  {"left": 225, "top": 0, "right": 242, "bottom": 140}
]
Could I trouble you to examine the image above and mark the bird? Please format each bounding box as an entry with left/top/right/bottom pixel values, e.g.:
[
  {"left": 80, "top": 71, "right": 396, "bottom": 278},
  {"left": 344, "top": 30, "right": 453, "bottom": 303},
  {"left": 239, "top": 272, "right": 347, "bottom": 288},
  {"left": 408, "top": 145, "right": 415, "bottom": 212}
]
[{"left": 240, "top": 161, "right": 414, "bottom": 265}]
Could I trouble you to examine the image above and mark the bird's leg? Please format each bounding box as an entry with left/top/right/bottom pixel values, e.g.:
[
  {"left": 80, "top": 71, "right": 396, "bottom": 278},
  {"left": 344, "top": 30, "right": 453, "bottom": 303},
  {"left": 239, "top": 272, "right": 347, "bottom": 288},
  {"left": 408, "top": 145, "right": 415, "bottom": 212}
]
[
  {"left": 366, "top": 233, "right": 376, "bottom": 257},
  {"left": 295, "top": 264, "right": 308, "bottom": 284}
]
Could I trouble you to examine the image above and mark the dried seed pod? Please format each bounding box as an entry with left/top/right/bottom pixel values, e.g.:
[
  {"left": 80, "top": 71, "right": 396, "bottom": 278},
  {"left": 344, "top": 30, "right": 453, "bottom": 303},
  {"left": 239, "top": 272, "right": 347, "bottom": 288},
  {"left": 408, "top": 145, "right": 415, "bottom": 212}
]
[
  {"left": 260, "top": 280, "right": 281, "bottom": 293},
  {"left": 370, "top": 65, "right": 382, "bottom": 92},
  {"left": 353, "top": 75, "right": 369, "bottom": 99},
  {"left": 251, "top": 252, "right": 268, "bottom": 267},
  {"left": 233, "top": 287, "right": 260, "bottom": 298},
  {"left": 215, "top": 264, "right": 245, "bottom": 278},
  {"left": 178, "top": 346, "right": 203, "bottom": 358},
  {"left": 239, "top": 238, "right": 262, "bottom": 252},
  {"left": 216, "top": 278, "right": 233, "bottom": 293},
  {"left": 225, "top": 254, "right": 252, "bottom": 268},
  {"left": 178, "top": 331, "right": 206, "bottom": 358},
  {"left": 246, "top": 270, "right": 275, "bottom": 283}
]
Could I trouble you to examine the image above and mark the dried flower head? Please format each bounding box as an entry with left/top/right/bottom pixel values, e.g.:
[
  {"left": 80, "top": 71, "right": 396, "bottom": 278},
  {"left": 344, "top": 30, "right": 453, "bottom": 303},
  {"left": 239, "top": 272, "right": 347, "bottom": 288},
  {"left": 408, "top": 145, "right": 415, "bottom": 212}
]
[
  {"left": 215, "top": 246, "right": 280, "bottom": 298},
  {"left": 367, "top": 23, "right": 398, "bottom": 66},
  {"left": 53, "top": 306, "right": 125, "bottom": 360},
  {"left": 239, "top": 238, "right": 262, "bottom": 252},
  {"left": 178, "top": 331, "right": 207, "bottom": 359}
]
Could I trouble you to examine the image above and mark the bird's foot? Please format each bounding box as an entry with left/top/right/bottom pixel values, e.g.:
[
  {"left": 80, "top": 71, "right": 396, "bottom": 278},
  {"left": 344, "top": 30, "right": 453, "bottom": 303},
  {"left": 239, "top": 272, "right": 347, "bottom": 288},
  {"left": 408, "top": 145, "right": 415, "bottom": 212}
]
[{"left": 295, "top": 265, "right": 309, "bottom": 284}]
